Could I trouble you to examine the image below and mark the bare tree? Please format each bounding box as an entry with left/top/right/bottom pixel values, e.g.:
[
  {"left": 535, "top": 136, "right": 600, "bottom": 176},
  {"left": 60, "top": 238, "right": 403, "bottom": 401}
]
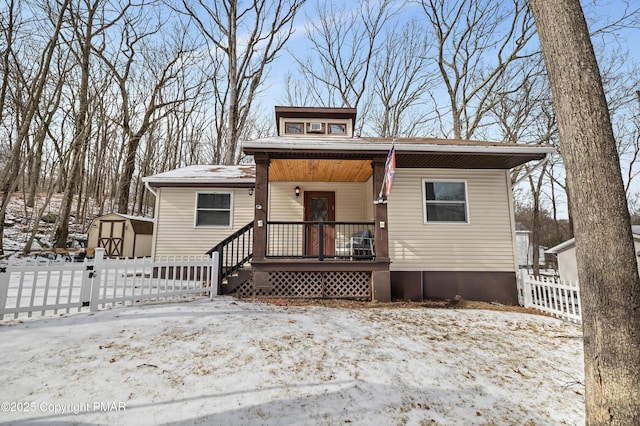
[
  {"left": 530, "top": 0, "right": 640, "bottom": 423},
  {"left": 421, "top": 0, "right": 537, "bottom": 139},
  {"left": 94, "top": 7, "right": 202, "bottom": 214},
  {"left": 178, "top": 0, "right": 307, "bottom": 165},
  {"left": 53, "top": 0, "right": 128, "bottom": 248},
  {"left": 370, "top": 20, "right": 437, "bottom": 137},
  {"left": 0, "top": 0, "right": 71, "bottom": 255},
  {"left": 492, "top": 60, "right": 556, "bottom": 275},
  {"left": 288, "top": 0, "right": 398, "bottom": 134}
]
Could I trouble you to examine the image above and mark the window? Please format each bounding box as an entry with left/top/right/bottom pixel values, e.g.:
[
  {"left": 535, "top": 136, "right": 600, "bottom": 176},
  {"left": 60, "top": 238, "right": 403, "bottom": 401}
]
[
  {"left": 328, "top": 123, "right": 346, "bottom": 134},
  {"left": 284, "top": 122, "right": 303, "bottom": 134},
  {"left": 196, "top": 193, "right": 232, "bottom": 226},
  {"left": 423, "top": 180, "right": 468, "bottom": 223}
]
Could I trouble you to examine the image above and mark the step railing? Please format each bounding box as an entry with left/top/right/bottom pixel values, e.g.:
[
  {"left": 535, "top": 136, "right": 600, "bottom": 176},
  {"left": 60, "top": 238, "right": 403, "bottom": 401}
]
[{"left": 206, "top": 222, "right": 254, "bottom": 291}]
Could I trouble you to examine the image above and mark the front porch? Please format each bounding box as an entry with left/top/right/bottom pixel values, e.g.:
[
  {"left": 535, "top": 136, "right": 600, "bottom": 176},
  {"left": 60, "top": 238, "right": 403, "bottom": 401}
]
[
  {"left": 253, "top": 219, "right": 390, "bottom": 300},
  {"left": 210, "top": 219, "right": 391, "bottom": 300},
  {"left": 215, "top": 106, "right": 392, "bottom": 300},
  {"left": 249, "top": 149, "right": 392, "bottom": 301}
]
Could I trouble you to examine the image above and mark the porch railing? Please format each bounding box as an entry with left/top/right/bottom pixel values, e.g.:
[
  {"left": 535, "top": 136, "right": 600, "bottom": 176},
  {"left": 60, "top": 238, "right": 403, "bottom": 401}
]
[
  {"left": 206, "top": 221, "right": 254, "bottom": 289},
  {"left": 267, "top": 221, "right": 375, "bottom": 260}
]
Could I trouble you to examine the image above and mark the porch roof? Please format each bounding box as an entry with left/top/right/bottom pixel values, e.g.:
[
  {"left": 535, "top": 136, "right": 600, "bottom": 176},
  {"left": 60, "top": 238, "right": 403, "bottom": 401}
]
[{"left": 243, "top": 136, "right": 555, "bottom": 170}]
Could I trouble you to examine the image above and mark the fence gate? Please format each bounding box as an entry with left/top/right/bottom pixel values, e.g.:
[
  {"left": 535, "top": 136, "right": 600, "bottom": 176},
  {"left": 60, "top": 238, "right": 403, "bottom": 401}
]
[{"left": 0, "top": 249, "right": 220, "bottom": 320}]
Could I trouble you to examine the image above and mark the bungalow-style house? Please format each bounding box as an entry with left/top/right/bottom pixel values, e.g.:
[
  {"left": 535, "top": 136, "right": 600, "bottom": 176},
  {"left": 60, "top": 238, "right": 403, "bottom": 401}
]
[
  {"left": 545, "top": 225, "right": 640, "bottom": 283},
  {"left": 143, "top": 106, "right": 554, "bottom": 304}
]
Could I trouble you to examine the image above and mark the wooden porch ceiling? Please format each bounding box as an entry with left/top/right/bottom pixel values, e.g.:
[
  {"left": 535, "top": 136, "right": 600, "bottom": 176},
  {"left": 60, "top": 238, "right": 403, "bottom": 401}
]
[{"left": 269, "top": 159, "right": 372, "bottom": 182}]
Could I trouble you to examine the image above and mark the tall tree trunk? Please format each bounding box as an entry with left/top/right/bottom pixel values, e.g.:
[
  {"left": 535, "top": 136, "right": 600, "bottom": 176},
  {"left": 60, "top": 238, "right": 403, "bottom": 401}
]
[
  {"left": 528, "top": 165, "right": 547, "bottom": 276},
  {"left": 224, "top": 0, "right": 238, "bottom": 165},
  {"left": 27, "top": 127, "right": 45, "bottom": 208},
  {"left": 530, "top": 1, "right": 640, "bottom": 423},
  {"left": 116, "top": 132, "right": 142, "bottom": 213},
  {"left": 54, "top": 1, "right": 97, "bottom": 248}
]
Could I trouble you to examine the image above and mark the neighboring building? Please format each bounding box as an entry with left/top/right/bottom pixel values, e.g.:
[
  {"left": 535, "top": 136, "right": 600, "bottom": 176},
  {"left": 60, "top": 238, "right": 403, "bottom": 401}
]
[
  {"left": 86, "top": 213, "right": 154, "bottom": 258},
  {"left": 515, "top": 225, "right": 546, "bottom": 269},
  {"left": 545, "top": 225, "right": 640, "bottom": 283},
  {"left": 143, "top": 106, "right": 554, "bottom": 304}
]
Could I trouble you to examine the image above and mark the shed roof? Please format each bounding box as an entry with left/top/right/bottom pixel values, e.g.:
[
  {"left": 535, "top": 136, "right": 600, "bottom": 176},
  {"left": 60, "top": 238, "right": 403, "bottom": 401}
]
[
  {"left": 88, "top": 213, "right": 154, "bottom": 235},
  {"left": 546, "top": 226, "right": 640, "bottom": 254}
]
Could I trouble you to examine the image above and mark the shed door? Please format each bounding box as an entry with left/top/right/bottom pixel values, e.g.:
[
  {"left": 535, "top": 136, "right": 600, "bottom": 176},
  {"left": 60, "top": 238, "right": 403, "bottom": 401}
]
[
  {"left": 98, "top": 220, "right": 126, "bottom": 257},
  {"left": 304, "top": 191, "right": 335, "bottom": 257}
]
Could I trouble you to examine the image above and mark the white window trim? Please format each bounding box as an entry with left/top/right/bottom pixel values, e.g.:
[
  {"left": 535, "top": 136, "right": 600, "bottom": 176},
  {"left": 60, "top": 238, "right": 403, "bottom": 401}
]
[
  {"left": 194, "top": 191, "right": 233, "bottom": 228},
  {"left": 422, "top": 179, "right": 470, "bottom": 224}
]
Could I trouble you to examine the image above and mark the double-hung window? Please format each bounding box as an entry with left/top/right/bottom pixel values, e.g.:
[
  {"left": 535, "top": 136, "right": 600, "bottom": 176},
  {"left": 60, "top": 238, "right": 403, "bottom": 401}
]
[
  {"left": 196, "top": 192, "right": 232, "bottom": 227},
  {"left": 423, "top": 180, "right": 468, "bottom": 223}
]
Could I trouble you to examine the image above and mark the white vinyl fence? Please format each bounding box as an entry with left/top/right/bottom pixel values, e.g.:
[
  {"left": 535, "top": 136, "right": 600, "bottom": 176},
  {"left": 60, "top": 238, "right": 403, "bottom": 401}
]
[
  {"left": 0, "top": 248, "right": 220, "bottom": 320},
  {"left": 517, "top": 270, "right": 582, "bottom": 324}
]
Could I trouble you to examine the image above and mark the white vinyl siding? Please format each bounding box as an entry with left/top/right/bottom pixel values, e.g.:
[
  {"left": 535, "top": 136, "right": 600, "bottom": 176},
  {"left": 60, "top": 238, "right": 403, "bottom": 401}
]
[
  {"left": 266, "top": 182, "right": 371, "bottom": 257},
  {"left": 556, "top": 247, "right": 580, "bottom": 284},
  {"left": 268, "top": 181, "right": 369, "bottom": 222},
  {"left": 152, "top": 187, "right": 254, "bottom": 258},
  {"left": 365, "top": 176, "right": 374, "bottom": 221},
  {"left": 388, "top": 169, "right": 517, "bottom": 272}
]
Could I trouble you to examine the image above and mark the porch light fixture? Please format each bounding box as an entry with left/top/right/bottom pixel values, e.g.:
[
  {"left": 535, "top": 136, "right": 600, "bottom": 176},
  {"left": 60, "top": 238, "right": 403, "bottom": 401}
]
[
  {"left": 248, "top": 187, "right": 254, "bottom": 196},
  {"left": 295, "top": 186, "right": 301, "bottom": 198}
]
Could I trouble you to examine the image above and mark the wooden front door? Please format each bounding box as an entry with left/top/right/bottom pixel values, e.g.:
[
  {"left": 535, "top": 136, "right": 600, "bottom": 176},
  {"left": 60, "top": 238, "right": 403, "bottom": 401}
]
[
  {"left": 98, "top": 220, "right": 126, "bottom": 257},
  {"left": 304, "top": 191, "right": 335, "bottom": 258}
]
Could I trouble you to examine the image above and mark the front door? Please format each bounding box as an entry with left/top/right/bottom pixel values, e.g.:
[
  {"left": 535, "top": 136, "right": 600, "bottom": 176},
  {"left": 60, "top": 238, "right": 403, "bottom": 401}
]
[
  {"left": 304, "top": 191, "right": 335, "bottom": 258},
  {"left": 98, "top": 220, "right": 126, "bottom": 257}
]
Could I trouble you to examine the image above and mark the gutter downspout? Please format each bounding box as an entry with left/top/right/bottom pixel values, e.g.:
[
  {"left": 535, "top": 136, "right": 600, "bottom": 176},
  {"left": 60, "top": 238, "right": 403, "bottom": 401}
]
[
  {"left": 144, "top": 180, "right": 157, "bottom": 198},
  {"left": 512, "top": 151, "right": 553, "bottom": 188}
]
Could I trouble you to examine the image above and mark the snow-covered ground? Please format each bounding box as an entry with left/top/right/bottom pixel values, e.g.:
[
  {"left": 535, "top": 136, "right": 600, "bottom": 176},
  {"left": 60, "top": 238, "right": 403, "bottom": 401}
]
[{"left": 0, "top": 297, "right": 585, "bottom": 425}]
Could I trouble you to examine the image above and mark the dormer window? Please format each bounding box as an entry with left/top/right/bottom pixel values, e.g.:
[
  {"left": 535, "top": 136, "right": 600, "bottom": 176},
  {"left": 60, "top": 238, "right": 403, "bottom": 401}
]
[
  {"left": 285, "top": 122, "right": 304, "bottom": 134},
  {"left": 276, "top": 106, "right": 356, "bottom": 137},
  {"left": 328, "top": 123, "right": 346, "bottom": 134}
]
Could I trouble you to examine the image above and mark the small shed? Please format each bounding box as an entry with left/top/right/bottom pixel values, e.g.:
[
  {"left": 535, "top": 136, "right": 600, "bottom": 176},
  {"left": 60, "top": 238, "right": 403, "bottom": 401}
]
[
  {"left": 87, "top": 213, "right": 154, "bottom": 258},
  {"left": 515, "top": 225, "right": 546, "bottom": 269},
  {"left": 545, "top": 225, "right": 640, "bottom": 283}
]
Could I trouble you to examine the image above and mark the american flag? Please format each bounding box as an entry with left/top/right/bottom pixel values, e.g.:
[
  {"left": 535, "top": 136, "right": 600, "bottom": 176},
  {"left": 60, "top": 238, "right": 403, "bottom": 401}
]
[{"left": 384, "top": 141, "right": 396, "bottom": 196}]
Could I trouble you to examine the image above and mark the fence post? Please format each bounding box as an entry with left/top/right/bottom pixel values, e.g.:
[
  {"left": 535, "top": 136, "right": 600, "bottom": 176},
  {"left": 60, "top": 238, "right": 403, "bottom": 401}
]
[
  {"left": 516, "top": 269, "right": 524, "bottom": 305},
  {"left": 89, "top": 248, "right": 105, "bottom": 312},
  {"left": 0, "top": 262, "right": 9, "bottom": 320},
  {"left": 79, "top": 257, "right": 92, "bottom": 309},
  {"left": 522, "top": 271, "right": 533, "bottom": 307},
  {"left": 212, "top": 251, "right": 220, "bottom": 298}
]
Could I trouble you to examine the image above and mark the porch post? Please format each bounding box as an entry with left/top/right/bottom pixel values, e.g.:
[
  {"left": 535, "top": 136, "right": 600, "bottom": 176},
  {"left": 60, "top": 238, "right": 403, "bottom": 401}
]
[
  {"left": 252, "top": 154, "right": 270, "bottom": 290},
  {"left": 253, "top": 154, "right": 269, "bottom": 262},
  {"left": 372, "top": 157, "right": 391, "bottom": 302}
]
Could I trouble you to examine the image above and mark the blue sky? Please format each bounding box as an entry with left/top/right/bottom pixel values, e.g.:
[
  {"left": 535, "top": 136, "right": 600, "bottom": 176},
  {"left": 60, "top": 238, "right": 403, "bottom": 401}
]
[{"left": 257, "top": 0, "right": 639, "bottom": 120}]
